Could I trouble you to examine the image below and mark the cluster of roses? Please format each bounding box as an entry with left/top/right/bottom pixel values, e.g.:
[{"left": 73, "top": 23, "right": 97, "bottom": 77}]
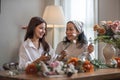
[{"left": 94, "top": 20, "right": 120, "bottom": 49}]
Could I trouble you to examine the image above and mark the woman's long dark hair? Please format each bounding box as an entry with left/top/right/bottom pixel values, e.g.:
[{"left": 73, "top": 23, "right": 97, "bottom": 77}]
[
  {"left": 24, "top": 17, "right": 50, "bottom": 52},
  {"left": 77, "top": 32, "right": 88, "bottom": 47}
]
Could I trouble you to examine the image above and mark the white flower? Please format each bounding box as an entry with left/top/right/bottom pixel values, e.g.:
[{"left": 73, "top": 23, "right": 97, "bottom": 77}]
[
  {"left": 72, "top": 33, "right": 77, "bottom": 37},
  {"left": 72, "top": 40, "right": 77, "bottom": 43},
  {"left": 72, "top": 33, "right": 77, "bottom": 43},
  {"left": 100, "top": 21, "right": 106, "bottom": 25},
  {"left": 114, "top": 35, "right": 120, "bottom": 39}
]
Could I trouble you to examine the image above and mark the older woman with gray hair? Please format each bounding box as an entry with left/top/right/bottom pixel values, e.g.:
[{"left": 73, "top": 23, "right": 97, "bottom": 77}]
[{"left": 55, "top": 20, "right": 94, "bottom": 61}]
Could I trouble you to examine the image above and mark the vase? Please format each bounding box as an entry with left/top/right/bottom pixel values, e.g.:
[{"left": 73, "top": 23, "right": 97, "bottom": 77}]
[
  {"left": 103, "top": 43, "right": 116, "bottom": 65},
  {"left": 116, "top": 48, "right": 120, "bottom": 57}
]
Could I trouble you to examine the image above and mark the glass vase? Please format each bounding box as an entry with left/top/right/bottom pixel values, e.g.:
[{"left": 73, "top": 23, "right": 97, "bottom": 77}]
[{"left": 103, "top": 43, "right": 116, "bottom": 65}]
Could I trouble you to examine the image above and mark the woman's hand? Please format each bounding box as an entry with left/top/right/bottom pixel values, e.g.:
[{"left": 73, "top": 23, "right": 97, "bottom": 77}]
[
  {"left": 57, "top": 50, "right": 67, "bottom": 61},
  {"left": 33, "top": 54, "right": 51, "bottom": 64},
  {"left": 87, "top": 43, "right": 94, "bottom": 53},
  {"left": 40, "top": 54, "right": 51, "bottom": 63},
  {"left": 61, "top": 50, "right": 67, "bottom": 57}
]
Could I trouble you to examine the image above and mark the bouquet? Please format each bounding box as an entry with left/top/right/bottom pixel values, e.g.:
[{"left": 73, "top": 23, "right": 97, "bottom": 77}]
[
  {"left": 25, "top": 58, "right": 95, "bottom": 77},
  {"left": 94, "top": 20, "right": 120, "bottom": 49}
]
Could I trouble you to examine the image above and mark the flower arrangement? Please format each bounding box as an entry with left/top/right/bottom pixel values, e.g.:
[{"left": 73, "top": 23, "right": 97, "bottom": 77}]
[
  {"left": 26, "top": 53, "right": 115, "bottom": 77},
  {"left": 24, "top": 43, "right": 101, "bottom": 77},
  {"left": 24, "top": 42, "right": 120, "bottom": 77},
  {"left": 25, "top": 58, "right": 95, "bottom": 77},
  {"left": 25, "top": 53, "right": 120, "bottom": 77},
  {"left": 93, "top": 20, "right": 120, "bottom": 49}
]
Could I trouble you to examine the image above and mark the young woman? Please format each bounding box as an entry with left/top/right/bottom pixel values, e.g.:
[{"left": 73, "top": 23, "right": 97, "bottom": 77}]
[
  {"left": 19, "top": 17, "right": 55, "bottom": 69},
  {"left": 55, "top": 20, "right": 93, "bottom": 61}
]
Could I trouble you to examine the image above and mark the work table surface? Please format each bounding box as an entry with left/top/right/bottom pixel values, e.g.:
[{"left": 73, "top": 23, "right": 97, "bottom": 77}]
[{"left": 0, "top": 68, "right": 120, "bottom": 80}]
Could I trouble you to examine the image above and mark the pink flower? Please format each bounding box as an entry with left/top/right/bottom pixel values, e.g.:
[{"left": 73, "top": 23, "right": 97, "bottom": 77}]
[
  {"left": 49, "top": 61, "right": 59, "bottom": 68},
  {"left": 94, "top": 20, "right": 120, "bottom": 49}
]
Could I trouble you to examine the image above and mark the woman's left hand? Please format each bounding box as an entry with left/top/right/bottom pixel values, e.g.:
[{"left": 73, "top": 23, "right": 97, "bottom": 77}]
[
  {"left": 40, "top": 54, "right": 51, "bottom": 61},
  {"left": 87, "top": 43, "right": 94, "bottom": 53}
]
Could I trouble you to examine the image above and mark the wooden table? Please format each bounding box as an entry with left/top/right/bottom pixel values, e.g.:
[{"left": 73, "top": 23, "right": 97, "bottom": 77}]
[{"left": 0, "top": 68, "right": 120, "bottom": 80}]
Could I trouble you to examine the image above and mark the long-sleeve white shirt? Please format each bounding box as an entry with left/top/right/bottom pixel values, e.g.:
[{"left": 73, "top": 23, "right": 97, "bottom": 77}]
[{"left": 18, "top": 38, "right": 56, "bottom": 69}]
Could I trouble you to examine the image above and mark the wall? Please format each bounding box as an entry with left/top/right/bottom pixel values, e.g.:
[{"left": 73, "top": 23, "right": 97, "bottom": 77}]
[
  {"left": 0, "top": 0, "right": 45, "bottom": 66},
  {"left": 98, "top": 0, "right": 120, "bottom": 21}
]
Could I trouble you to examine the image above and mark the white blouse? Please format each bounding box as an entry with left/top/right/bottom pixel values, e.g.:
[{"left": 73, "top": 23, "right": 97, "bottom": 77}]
[{"left": 18, "top": 38, "right": 56, "bottom": 69}]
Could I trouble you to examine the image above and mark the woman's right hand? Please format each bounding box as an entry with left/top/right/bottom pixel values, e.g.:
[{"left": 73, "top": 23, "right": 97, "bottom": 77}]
[
  {"left": 61, "top": 50, "right": 67, "bottom": 57},
  {"left": 33, "top": 54, "right": 51, "bottom": 64},
  {"left": 57, "top": 50, "right": 67, "bottom": 61}
]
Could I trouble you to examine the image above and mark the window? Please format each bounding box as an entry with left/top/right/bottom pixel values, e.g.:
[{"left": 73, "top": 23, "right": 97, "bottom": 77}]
[
  {"left": 71, "top": 0, "right": 86, "bottom": 22},
  {"left": 60, "top": 0, "right": 98, "bottom": 59}
]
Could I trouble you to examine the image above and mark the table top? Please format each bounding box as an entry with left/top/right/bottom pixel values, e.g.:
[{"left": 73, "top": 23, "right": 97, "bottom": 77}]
[{"left": 0, "top": 68, "right": 120, "bottom": 80}]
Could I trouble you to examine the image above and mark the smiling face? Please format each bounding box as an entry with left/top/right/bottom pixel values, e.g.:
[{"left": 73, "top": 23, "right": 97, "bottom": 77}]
[
  {"left": 66, "top": 22, "right": 79, "bottom": 41},
  {"left": 33, "top": 23, "right": 46, "bottom": 39}
]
